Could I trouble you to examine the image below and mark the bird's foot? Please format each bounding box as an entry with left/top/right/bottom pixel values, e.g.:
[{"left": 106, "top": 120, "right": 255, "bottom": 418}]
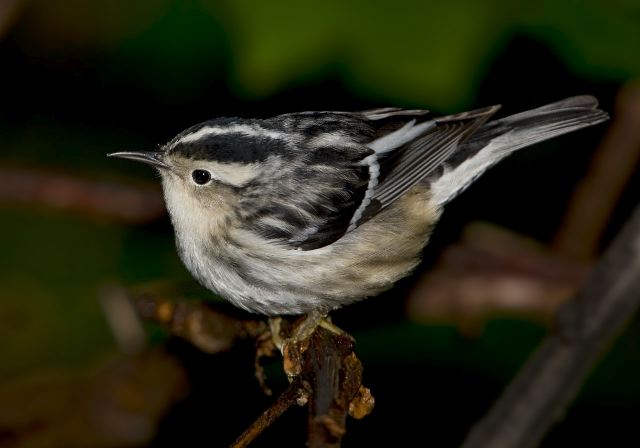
[
  {"left": 268, "top": 310, "right": 348, "bottom": 380},
  {"left": 269, "top": 311, "right": 344, "bottom": 351}
]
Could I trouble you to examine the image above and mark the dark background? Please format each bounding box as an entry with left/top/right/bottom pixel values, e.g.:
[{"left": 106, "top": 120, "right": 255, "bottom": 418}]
[{"left": 1, "top": 1, "right": 639, "bottom": 446}]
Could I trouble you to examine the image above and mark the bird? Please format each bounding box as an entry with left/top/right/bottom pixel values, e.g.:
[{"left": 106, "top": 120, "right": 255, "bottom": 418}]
[{"left": 109, "top": 96, "right": 607, "bottom": 320}]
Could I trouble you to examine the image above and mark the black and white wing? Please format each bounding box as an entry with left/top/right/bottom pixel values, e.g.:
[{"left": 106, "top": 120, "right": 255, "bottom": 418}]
[
  {"left": 348, "top": 105, "right": 500, "bottom": 229},
  {"left": 246, "top": 106, "right": 496, "bottom": 249},
  {"left": 427, "top": 95, "right": 608, "bottom": 206},
  {"left": 249, "top": 97, "right": 607, "bottom": 250},
  {"left": 350, "top": 96, "right": 607, "bottom": 229}
]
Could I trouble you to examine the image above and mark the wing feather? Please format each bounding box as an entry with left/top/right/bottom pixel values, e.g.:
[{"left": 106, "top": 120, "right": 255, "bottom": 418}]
[
  {"left": 247, "top": 97, "right": 606, "bottom": 250},
  {"left": 348, "top": 105, "right": 500, "bottom": 229}
]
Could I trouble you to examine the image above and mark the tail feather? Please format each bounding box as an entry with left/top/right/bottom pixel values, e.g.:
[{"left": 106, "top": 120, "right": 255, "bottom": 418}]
[{"left": 430, "top": 95, "right": 608, "bottom": 207}]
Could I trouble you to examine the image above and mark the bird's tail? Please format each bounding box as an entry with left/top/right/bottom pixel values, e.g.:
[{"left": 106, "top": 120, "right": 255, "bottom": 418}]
[{"left": 430, "top": 95, "right": 609, "bottom": 207}]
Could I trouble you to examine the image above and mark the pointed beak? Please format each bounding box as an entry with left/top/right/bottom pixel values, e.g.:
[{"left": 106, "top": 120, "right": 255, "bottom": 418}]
[{"left": 107, "top": 151, "right": 169, "bottom": 169}]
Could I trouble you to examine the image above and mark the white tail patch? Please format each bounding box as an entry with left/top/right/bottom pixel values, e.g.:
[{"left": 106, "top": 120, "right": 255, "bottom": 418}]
[
  {"left": 430, "top": 119, "right": 593, "bottom": 206},
  {"left": 430, "top": 140, "right": 507, "bottom": 207}
]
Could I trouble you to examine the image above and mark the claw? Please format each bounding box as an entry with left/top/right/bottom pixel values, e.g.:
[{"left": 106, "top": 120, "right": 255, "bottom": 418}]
[{"left": 269, "top": 311, "right": 347, "bottom": 380}]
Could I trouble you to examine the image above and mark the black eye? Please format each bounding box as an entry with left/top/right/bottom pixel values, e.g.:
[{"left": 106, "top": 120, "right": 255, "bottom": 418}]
[{"left": 192, "top": 169, "right": 211, "bottom": 185}]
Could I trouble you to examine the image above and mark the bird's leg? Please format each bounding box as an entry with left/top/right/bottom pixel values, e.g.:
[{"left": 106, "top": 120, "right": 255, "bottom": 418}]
[
  {"left": 269, "top": 311, "right": 346, "bottom": 380},
  {"left": 268, "top": 316, "right": 286, "bottom": 353},
  {"left": 269, "top": 311, "right": 344, "bottom": 351},
  {"left": 291, "top": 310, "right": 346, "bottom": 345}
]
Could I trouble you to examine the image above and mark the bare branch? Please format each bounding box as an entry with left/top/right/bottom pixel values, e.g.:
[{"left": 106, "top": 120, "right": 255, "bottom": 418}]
[
  {"left": 230, "top": 379, "right": 302, "bottom": 448},
  {"left": 133, "top": 293, "right": 266, "bottom": 354},
  {"left": 552, "top": 83, "right": 640, "bottom": 259},
  {"left": 126, "top": 291, "right": 373, "bottom": 447},
  {"left": 306, "top": 329, "right": 363, "bottom": 448},
  {"left": 407, "top": 223, "right": 589, "bottom": 333},
  {"left": 0, "top": 167, "right": 165, "bottom": 224},
  {"left": 461, "top": 201, "right": 640, "bottom": 448}
]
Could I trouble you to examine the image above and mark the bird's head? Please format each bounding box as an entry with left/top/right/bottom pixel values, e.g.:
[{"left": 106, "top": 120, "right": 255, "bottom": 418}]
[{"left": 108, "top": 119, "right": 293, "bottom": 233}]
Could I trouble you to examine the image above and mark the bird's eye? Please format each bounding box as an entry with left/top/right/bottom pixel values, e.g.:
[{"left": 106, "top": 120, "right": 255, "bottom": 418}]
[{"left": 192, "top": 169, "right": 212, "bottom": 185}]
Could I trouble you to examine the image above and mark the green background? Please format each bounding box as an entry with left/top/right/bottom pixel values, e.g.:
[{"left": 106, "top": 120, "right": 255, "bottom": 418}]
[{"left": 1, "top": 0, "right": 639, "bottom": 446}]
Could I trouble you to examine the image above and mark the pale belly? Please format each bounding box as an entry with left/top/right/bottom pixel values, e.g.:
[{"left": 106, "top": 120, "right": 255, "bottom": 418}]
[{"left": 176, "top": 185, "right": 440, "bottom": 315}]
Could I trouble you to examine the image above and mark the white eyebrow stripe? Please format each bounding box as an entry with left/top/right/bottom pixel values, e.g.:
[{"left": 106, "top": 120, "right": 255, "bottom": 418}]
[
  {"left": 195, "top": 160, "right": 262, "bottom": 187},
  {"left": 177, "top": 124, "right": 289, "bottom": 145}
]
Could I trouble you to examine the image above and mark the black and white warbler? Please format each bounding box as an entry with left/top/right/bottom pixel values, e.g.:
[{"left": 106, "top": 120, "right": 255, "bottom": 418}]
[{"left": 109, "top": 96, "right": 607, "bottom": 316}]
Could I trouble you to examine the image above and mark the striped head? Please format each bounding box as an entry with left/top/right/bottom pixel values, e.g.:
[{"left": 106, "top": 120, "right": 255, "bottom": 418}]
[
  {"left": 108, "top": 112, "right": 380, "bottom": 248},
  {"left": 110, "top": 118, "right": 297, "bottom": 235},
  {"left": 109, "top": 97, "right": 607, "bottom": 254}
]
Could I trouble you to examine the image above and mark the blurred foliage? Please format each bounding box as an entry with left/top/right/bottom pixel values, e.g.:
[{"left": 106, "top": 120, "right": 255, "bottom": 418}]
[
  {"left": 12, "top": 0, "right": 640, "bottom": 109},
  {"left": 1, "top": 0, "right": 639, "bottom": 445},
  {"left": 0, "top": 208, "right": 183, "bottom": 378}
]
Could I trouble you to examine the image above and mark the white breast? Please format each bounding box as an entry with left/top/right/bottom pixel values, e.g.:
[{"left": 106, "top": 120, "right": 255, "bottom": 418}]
[{"left": 163, "top": 173, "right": 439, "bottom": 315}]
